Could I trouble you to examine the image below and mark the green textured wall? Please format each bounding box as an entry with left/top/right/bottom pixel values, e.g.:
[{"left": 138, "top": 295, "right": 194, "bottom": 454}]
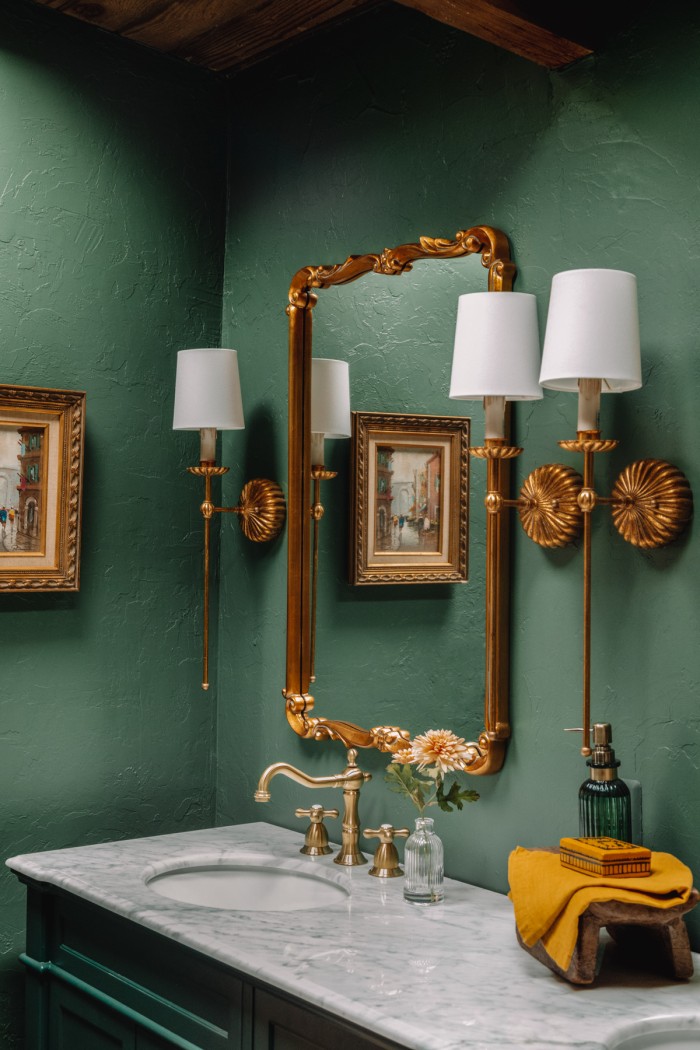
[
  {"left": 218, "top": 3, "right": 700, "bottom": 950},
  {"left": 2, "top": 3, "right": 699, "bottom": 1046},
  {"left": 0, "top": 2, "right": 226, "bottom": 1044}
]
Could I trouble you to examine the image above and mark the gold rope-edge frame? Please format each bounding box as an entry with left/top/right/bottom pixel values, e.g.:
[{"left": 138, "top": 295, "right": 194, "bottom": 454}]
[{"left": 0, "top": 383, "right": 85, "bottom": 592}]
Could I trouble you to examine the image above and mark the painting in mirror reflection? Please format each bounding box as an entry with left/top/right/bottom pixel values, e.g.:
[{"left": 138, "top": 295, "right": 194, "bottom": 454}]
[{"left": 374, "top": 444, "right": 442, "bottom": 555}]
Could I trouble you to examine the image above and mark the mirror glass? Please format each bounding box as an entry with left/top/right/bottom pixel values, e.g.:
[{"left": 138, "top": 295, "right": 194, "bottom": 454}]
[{"left": 310, "top": 257, "right": 486, "bottom": 741}]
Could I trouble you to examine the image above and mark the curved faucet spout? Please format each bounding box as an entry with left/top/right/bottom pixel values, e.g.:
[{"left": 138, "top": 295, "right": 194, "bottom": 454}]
[
  {"left": 254, "top": 760, "right": 361, "bottom": 801},
  {"left": 253, "top": 749, "right": 371, "bottom": 866}
]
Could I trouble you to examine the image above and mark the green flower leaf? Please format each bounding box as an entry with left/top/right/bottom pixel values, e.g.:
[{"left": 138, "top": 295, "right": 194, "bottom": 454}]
[
  {"left": 385, "top": 763, "right": 434, "bottom": 812},
  {"left": 436, "top": 779, "right": 480, "bottom": 812}
]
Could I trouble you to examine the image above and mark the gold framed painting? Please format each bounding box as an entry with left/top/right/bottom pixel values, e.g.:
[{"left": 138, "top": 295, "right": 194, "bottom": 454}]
[
  {"left": 350, "top": 411, "right": 470, "bottom": 585},
  {"left": 0, "top": 384, "right": 86, "bottom": 592}
]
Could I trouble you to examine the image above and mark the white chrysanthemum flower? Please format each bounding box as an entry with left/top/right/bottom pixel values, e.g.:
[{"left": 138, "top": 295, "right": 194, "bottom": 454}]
[
  {"left": 391, "top": 747, "right": 416, "bottom": 765},
  {"left": 411, "top": 729, "right": 474, "bottom": 773}
]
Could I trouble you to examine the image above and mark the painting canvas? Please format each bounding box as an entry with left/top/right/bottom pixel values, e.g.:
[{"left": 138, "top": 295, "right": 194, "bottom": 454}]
[
  {"left": 0, "top": 385, "right": 85, "bottom": 591},
  {"left": 0, "top": 423, "right": 49, "bottom": 554},
  {"left": 373, "top": 444, "right": 443, "bottom": 555},
  {"left": 351, "top": 412, "right": 470, "bottom": 585}
]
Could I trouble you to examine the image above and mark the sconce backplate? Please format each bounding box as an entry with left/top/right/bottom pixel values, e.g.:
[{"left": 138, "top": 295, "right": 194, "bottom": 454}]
[
  {"left": 611, "top": 458, "right": 693, "bottom": 549},
  {"left": 519, "top": 464, "right": 584, "bottom": 548},
  {"left": 237, "top": 478, "right": 287, "bottom": 542}
]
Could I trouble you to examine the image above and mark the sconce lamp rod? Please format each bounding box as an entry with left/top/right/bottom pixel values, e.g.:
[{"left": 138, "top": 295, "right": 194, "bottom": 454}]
[
  {"left": 188, "top": 464, "right": 286, "bottom": 690},
  {"left": 581, "top": 445, "right": 595, "bottom": 758},
  {"left": 309, "top": 465, "right": 337, "bottom": 683}
]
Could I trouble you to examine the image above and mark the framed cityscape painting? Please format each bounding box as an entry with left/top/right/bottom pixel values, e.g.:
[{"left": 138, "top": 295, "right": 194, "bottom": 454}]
[
  {"left": 350, "top": 411, "right": 470, "bottom": 585},
  {"left": 0, "top": 384, "right": 85, "bottom": 591}
]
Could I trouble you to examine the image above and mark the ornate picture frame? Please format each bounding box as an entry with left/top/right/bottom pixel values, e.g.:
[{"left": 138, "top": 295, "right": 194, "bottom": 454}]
[
  {"left": 0, "top": 384, "right": 86, "bottom": 592},
  {"left": 350, "top": 411, "right": 470, "bottom": 585}
]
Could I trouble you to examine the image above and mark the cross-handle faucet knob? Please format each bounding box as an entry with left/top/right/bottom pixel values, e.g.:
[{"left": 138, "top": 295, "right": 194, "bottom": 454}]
[
  {"left": 294, "top": 804, "right": 339, "bottom": 856},
  {"left": 364, "top": 824, "right": 410, "bottom": 878}
]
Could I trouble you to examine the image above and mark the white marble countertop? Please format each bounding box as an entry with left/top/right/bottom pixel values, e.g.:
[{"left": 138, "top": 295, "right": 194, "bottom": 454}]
[{"left": 7, "top": 821, "right": 700, "bottom": 1050}]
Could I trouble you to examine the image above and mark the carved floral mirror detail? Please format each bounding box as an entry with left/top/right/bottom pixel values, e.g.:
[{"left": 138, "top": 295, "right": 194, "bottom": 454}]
[{"left": 284, "top": 226, "right": 516, "bottom": 775}]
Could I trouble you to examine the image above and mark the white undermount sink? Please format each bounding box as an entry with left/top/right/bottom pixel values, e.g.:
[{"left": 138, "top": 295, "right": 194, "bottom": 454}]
[
  {"left": 145, "top": 853, "right": 350, "bottom": 912},
  {"left": 607, "top": 1016, "right": 700, "bottom": 1049}
]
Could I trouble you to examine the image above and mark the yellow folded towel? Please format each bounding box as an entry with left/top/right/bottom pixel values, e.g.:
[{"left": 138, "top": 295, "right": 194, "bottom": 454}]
[{"left": 508, "top": 846, "right": 694, "bottom": 972}]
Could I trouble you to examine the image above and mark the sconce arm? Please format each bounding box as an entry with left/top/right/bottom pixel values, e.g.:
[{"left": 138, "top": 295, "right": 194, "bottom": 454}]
[{"left": 195, "top": 476, "right": 286, "bottom": 543}]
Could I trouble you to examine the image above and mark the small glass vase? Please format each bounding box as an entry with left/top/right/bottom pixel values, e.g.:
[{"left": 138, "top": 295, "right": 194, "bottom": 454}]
[{"left": 403, "top": 816, "right": 444, "bottom": 906}]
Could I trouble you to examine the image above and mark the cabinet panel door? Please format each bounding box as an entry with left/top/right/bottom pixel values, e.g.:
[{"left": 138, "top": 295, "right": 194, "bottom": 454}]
[
  {"left": 136, "top": 1030, "right": 182, "bottom": 1050},
  {"left": 253, "top": 989, "right": 398, "bottom": 1050},
  {"left": 50, "top": 983, "right": 135, "bottom": 1050}
]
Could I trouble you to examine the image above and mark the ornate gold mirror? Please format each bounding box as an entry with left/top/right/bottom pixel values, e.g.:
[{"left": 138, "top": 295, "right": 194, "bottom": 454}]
[{"left": 284, "top": 226, "right": 516, "bottom": 774}]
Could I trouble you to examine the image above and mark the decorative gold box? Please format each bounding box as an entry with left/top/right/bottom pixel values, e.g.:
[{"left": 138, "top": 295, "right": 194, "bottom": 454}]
[{"left": 560, "top": 836, "right": 652, "bottom": 878}]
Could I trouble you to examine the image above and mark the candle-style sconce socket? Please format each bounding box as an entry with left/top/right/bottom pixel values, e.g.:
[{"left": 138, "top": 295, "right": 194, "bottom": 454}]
[{"left": 173, "top": 348, "right": 285, "bottom": 690}]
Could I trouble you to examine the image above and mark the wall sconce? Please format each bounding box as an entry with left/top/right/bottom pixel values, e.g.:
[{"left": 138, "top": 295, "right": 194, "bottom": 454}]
[
  {"left": 309, "top": 358, "right": 351, "bottom": 682},
  {"left": 451, "top": 270, "right": 692, "bottom": 755},
  {"left": 173, "top": 347, "right": 286, "bottom": 691}
]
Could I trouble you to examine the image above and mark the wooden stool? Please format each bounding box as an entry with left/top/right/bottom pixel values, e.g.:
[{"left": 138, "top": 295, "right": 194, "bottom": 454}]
[{"left": 517, "top": 888, "right": 699, "bottom": 984}]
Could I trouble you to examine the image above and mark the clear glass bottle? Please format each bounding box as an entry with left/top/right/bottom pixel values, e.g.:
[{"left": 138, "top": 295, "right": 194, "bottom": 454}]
[
  {"left": 403, "top": 816, "right": 444, "bottom": 905},
  {"left": 579, "top": 723, "right": 632, "bottom": 841}
]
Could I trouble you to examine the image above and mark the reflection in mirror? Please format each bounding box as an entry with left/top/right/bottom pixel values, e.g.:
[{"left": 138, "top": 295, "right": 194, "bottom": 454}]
[
  {"left": 309, "top": 358, "right": 351, "bottom": 683},
  {"left": 285, "top": 227, "right": 516, "bottom": 774}
]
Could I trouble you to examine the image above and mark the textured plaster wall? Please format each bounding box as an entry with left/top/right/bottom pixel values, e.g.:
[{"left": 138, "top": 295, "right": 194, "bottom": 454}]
[
  {"left": 219, "top": 3, "right": 700, "bottom": 950},
  {"left": 0, "top": 2, "right": 226, "bottom": 1044}
]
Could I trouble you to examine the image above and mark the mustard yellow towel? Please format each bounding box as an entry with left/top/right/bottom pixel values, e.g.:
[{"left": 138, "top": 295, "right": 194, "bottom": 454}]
[{"left": 508, "top": 846, "right": 694, "bottom": 972}]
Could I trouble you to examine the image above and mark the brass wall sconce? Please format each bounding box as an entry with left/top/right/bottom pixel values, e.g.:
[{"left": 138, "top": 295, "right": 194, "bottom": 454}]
[
  {"left": 451, "top": 268, "right": 693, "bottom": 755},
  {"left": 173, "top": 348, "right": 286, "bottom": 691}
]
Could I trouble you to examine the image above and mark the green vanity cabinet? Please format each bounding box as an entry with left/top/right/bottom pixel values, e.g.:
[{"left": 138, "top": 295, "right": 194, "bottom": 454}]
[
  {"left": 19, "top": 878, "right": 402, "bottom": 1050},
  {"left": 50, "top": 983, "right": 176, "bottom": 1050}
]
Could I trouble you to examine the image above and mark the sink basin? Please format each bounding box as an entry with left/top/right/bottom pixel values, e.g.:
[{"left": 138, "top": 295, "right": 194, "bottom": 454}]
[
  {"left": 608, "top": 1016, "right": 700, "bottom": 1049},
  {"left": 145, "top": 854, "right": 350, "bottom": 912}
]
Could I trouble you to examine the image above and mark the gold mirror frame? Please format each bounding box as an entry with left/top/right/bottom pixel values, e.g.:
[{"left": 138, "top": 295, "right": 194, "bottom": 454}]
[{"left": 284, "top": 225, "right": 516, "bottom": 774}]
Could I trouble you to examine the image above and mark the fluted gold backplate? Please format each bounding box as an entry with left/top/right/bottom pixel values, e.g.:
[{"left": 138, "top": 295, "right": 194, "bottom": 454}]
[
  {"left": 611, "top": 459, "right": 693, "bottom": 548},
  {"left": 237, "top": 478, "right": 287, "bottom": 542},
  {"left": 518, "top": 464, "right": 584, "bottom": 548}
]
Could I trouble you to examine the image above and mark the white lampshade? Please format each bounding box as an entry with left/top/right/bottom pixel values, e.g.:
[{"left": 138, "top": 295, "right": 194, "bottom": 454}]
[
  {"left": 539, "top": 269, "right": 641, "bottom": 392},
  {"left": 449, "top": 292, "right": 543, "bottom": 400},
  {"left": 311, "top": 358, "right": 351, "bottom": 438},
  {"left": 173, "top": 348, "right": 245, "bottom": 430}
]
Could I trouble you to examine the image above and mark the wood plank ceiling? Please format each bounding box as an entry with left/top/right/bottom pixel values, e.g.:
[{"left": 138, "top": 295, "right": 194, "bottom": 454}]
[{"left": 31, "top": 0, "right": 603, "bottom": 74}]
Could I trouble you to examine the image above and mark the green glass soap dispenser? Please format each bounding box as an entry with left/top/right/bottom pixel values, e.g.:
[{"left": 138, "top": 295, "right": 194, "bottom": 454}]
[{"left": 579, "top": 722, "right": 632, "bottom": 841}]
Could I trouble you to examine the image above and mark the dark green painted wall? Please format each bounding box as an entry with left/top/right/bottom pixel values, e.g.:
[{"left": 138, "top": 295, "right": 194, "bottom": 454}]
[
  {"left": 0, "top": 2, "right": 226, "bottom": 1045},
  {"left": 218, "top": 1, "right": 700, "bottom": 949},
  {"left": 2, "top": 1, "right": 700, "bottom": 1046}
]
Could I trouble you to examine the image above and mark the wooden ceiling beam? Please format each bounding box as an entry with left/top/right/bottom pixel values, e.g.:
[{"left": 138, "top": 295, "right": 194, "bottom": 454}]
[
  {"left": 392, "top": 0, "right": 594, "bottom": 68},
  {"left": 167, "top": 0, "right": 377, "bottom": 73},
  {"left": 31, "top": 0, "right": 598, "bottom": 72},
  {"left": 33, "top": 1, "right": 170, "bottom": 35}
]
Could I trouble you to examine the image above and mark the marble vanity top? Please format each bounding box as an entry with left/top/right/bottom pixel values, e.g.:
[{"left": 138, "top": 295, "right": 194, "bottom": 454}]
[{"left": 7, "top": 821, "right": 700, "bottom": 1050}]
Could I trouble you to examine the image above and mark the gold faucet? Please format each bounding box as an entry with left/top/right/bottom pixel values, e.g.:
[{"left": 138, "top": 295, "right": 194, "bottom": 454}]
[{"left": 254, "top": 748, "right": 372, "bottom": 866}]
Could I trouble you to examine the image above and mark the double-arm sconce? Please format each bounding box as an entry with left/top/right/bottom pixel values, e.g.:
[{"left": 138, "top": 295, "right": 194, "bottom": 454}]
[
  {"left": 450, "top": 268, "right": 693, "bottom": 756},
  {"left": 173, "top": 348, "right": 286, "bottom": 690}
]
